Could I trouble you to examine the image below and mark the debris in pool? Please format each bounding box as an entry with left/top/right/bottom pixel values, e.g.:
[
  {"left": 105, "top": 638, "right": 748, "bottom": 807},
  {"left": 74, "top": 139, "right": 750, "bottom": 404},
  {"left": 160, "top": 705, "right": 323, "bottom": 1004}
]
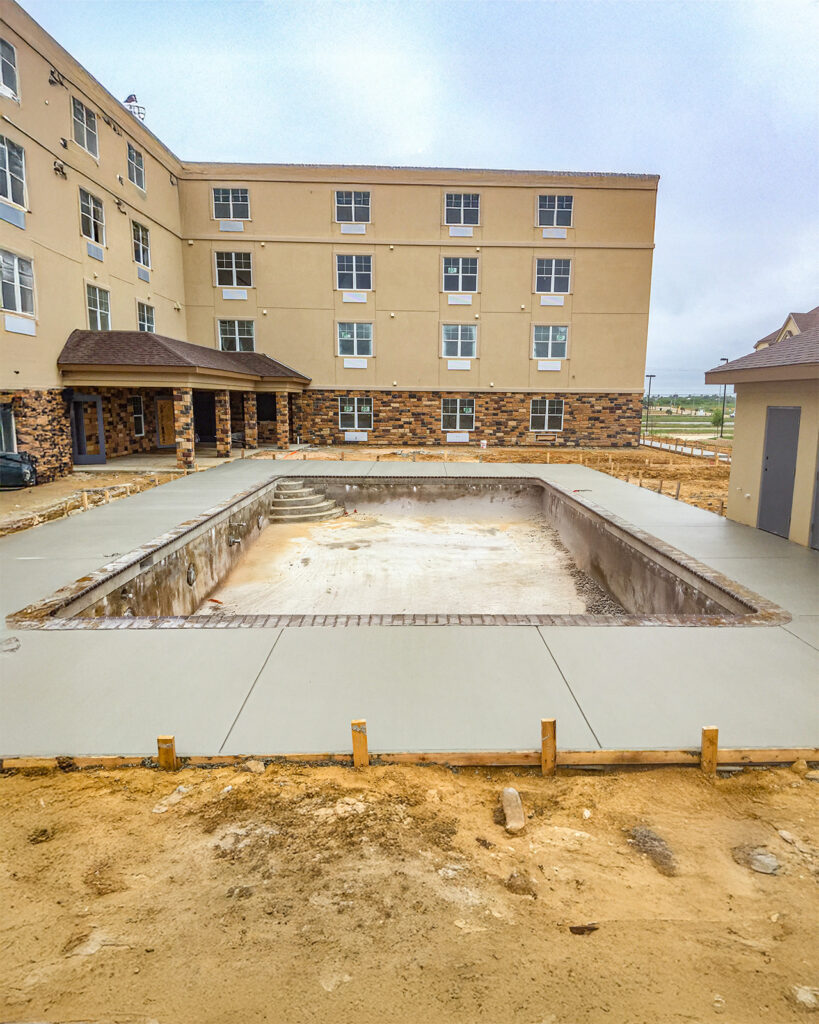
[{"left": 208, "top": 598, "right": 223, "bottom": 604}]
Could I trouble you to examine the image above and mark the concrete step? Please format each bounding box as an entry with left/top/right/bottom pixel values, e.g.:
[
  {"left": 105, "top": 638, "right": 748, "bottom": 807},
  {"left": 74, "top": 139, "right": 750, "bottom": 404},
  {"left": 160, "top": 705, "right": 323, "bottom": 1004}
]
[
  {"left": 271, "top": 494, "right": 325, "bottom": 508},
  {"left": 270, "top": 488, "right": 323, "bottom": 502},
  {"left": 268, "top": 507, "right": 345, "bottom": 523},
  {"left": 270, "top": 498, "right": 337, "bottom": 514},
  {"left": 276, "top": 479, "right": 305, "bottom": 491}
]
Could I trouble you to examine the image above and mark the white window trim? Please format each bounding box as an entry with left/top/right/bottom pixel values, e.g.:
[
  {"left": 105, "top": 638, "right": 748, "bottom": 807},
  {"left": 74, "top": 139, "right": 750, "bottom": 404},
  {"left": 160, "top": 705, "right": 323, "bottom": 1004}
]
[
  {"left": 534, "top": 257, "right": 572, "bottom": 294},
  {"left": 217, "top": 318, "right": 256, "bottom": 352},
  {"left": 130, "top": 395, "right": 145, "bottom": 436},
  {"left": 0, "top": 247, "right": 35, "bottom": 317},
  {"left": 0, "top": 38, "right": 19, "bottom": 102},
  {"left": 214, "top": 251, "right": 254, "bottom": 288},
  {"left": 443, "top": 192, "right": 481, "bottom": 227},
  {"left": 441, "top": 323, "right": 477, "bottom": 359},
  {"left": 132, "top": 221, "right": 151, "bottom": 268},
  {"left": 334, "top": 188, "right": 371, "bottom": 224},
  {"left": 336, "top": 321, "right": 374, "bottom": 357},
  {"left": 536, "top": 194, "right": 574, "bottom": 228},
  {"left": 212, "top": 187, "right": 251, "bottom": 221},
  {"left": 136, "top": 299, "right": 155, "bottom": 332},
  {"left": 127, "top": 142, "right": 146, "bottom": 192},
  {"left": 531, "top": 324, "right": 569, "bottom": 360},
  {"left": 338, "top": 396, "right": 374, "bottom": 431},
  {"left": 441, "top": 256, "right": 479, "bottom": 294},
  {"left": 86, "top": 282, "right": 111, "bottom": 330},
  {"left": 530, "top": 398, "right": 565, "bottom": 432},
  {"left": 441, "top": 397, "right": 476, "bottom": 432},
  {"left": 0, "top": 134, "right": 26, "bottom": 209},
  {"left": 79, "top": 188, "right": 105, "bottom": 245},
  {"left": 71, "top": 97, "right": 99, "bottom": 159},
  {"left": 335, "top": 253, "right": 373, "bottom": 291}
]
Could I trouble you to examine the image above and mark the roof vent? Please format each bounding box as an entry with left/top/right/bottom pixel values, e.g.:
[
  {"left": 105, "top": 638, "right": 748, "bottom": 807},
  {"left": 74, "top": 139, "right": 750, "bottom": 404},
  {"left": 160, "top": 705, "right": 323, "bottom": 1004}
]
[{"left": 124, "top": 94, "right": 145, "bottom": 121}]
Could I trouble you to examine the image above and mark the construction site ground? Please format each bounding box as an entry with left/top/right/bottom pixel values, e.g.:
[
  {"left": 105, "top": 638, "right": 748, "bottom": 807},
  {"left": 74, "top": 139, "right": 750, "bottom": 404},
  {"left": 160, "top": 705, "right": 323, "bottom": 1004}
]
[{"left": 1, "top": 761, "right": 818, "bottom": 1023}]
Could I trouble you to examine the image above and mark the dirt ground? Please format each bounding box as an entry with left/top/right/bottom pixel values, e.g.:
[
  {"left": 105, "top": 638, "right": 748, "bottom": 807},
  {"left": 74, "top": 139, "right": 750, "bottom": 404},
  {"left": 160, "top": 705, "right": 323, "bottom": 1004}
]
[{"left": 2, "top": 763, "right": 817, "bottom": 1024}]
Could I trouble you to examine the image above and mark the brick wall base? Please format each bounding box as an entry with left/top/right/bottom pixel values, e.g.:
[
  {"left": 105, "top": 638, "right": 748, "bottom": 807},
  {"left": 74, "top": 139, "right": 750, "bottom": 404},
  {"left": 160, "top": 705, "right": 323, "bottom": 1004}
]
[
  {"left": 292, "top": 391, "right": 642, "bottom": 447},
  {"left": 0, "top": 389, "right": 73, "bottom": 483}
]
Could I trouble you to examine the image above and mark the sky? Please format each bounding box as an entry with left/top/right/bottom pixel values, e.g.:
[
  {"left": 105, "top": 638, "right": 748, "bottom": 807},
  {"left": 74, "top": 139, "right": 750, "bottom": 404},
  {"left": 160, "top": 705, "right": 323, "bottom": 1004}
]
[{"left": 19, "top": 0, "right": 819, "bottom": 394}]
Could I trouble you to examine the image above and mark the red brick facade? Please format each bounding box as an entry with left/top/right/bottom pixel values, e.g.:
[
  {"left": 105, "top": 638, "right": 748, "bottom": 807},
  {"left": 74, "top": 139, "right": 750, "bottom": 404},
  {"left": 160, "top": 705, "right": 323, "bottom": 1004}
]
[{"left": 292, "top": 390, "right": 642, "bottom": 447}]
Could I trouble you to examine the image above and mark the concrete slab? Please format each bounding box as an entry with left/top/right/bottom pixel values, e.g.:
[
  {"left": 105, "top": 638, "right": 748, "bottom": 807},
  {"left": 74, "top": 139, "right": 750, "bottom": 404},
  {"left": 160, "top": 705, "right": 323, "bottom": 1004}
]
[
  {"left": 223, "top": 626, "right": 599, "bottom": 754},
  {"left": 781, "top": 615, "right": 819, "bottom": 651},
  {"left": 0, "top": 629, "right": 279, "bottom": 756},
  {"left": 540, "top": 625, "right": 819, "bottom": 749},
  {"left": 701, "top": 557, "right": 819, "bottom": 616}
]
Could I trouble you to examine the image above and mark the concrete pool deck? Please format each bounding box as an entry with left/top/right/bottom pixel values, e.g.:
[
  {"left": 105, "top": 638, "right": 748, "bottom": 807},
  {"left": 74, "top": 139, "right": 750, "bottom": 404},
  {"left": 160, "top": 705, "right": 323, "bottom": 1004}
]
[{"left": 1, "top": 458, "right": 817, "bottom": 758}]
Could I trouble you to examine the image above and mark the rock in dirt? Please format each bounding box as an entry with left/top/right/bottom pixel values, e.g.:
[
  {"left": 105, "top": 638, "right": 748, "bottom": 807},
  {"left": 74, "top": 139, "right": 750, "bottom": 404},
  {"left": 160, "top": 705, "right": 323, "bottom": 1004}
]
[
  {"left": 790, "top": 759, "right": 809, "bottom": 776},
  {"left": 792, "top": 985, "right": 819, "bottom": 1010},
  {"left": 732, "top": 845, "right": 781, "bottom": 875},
  {"left": 27, "top": 826, "right": 54, "bottom": 844},
  {"left": 627, "top": 826, "right": 678, "bottom": 876},
  {"left": 778, "top": 830, "right": 815, "bottom": 856},
  {"left": 805, "top": 770, "right": 819, "bottom": 783},
  {"left": 504, "top": 870, "right": 536, "bottom": 896},
  {"left": 569, "top": 922, "right": 599, "bottom": 935},
  {"left": 501, "top": 787, "right": 525, "bottom": 834},
  {"left": 241, "top": 759, "right": 265, "bottom": 775},
  {"left": 226, "top": 885, "right": 254, "bottom": 899},
  {"left": 152, "top": 785, "right": 190, "bottom": 814}
]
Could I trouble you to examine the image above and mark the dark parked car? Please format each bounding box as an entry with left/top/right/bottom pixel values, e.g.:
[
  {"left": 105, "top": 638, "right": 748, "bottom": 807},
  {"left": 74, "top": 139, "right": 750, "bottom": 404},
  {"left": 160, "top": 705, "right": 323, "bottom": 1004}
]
[{"left": 0, "top": 451, "right": 37, "bottom": 489}]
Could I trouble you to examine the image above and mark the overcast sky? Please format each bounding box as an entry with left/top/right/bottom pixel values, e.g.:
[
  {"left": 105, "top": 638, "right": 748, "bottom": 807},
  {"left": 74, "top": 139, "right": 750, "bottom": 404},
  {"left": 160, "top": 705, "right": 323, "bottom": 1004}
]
[{"left": 20, "top": 0, "right": 819, "bottom": 393}]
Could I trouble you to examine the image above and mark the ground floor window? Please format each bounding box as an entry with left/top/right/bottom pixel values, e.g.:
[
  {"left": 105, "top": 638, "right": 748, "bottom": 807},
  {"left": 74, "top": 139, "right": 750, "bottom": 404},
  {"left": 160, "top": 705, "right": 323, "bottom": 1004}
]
[
  {"left": 339, "top": 396, "right": 373, "bottom": 430},
  {"left": 137, "top": 301, "right": 154, "bottom": 332},
  {"left": 533, "top": 325, "right": 568, "bottom": 359},
  {"left": 337, "top": 322, "right": 372, "bottom": 356},
  {"left": 130, "top": 395, "right": 144, "bottom": 436},
  {"left": 0, "top": 402, "right": 15, "bottom": 451},
  {"left": 219, "top": 319, "right": 255, "bottom": 351},
  {"left": 442, "top": 324, "right": 476, "bottom": 358},
  {"left": 530, "top": 398, "right": 564, "bottom": 431},
  {"left": 442, "top": 397, "right": 474, "bottom": 431},
  {"left": 86, "top": 284, "right": 110, "bottom": 330}
]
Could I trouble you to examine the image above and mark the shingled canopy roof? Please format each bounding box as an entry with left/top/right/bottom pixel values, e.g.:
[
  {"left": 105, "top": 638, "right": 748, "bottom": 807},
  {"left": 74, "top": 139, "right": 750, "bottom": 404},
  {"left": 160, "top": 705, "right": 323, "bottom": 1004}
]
[
  {"left": 58, "top": 330, "right": 310, "bottom": 383},
  {"left": 705, "top": 327, "right": 819, "bottom": 383}
]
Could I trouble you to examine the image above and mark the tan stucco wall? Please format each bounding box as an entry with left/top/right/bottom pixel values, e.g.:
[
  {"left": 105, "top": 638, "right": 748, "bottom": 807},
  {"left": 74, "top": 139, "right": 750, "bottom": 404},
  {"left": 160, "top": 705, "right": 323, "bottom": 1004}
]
[{"left": 727, "top": 379, "right": 819, "bottom": 546}]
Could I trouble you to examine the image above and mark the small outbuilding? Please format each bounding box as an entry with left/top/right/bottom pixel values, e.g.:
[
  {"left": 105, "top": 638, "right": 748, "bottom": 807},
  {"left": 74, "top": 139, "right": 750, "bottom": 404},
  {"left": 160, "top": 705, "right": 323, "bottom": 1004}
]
[{"left": 705, "top": 307, "right": 818, "bottom": 549}]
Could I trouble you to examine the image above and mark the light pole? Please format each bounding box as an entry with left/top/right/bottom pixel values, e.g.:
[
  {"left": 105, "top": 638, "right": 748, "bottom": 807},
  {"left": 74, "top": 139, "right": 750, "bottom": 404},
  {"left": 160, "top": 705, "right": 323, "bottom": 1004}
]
[
  {"left": 719, "top": 357, "right": 729, "bottom": 438},
  {"left": 644, "top": 373, "right": 656, "bottom": 441}
]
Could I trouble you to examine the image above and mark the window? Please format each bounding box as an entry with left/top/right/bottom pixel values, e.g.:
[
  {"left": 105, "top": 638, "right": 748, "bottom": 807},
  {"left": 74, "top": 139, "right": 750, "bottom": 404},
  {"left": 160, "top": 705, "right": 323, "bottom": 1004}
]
[
  {"left": 86, "top": 284, "right": 110, "bottom": 329},
  {"left": 0, "top": 39, "right": 18, "bottom": 100},
  {"left": 0, "top": 249, "right": 33, "bottom": 314},
  {"left": 530, "top": 399, "right": 564, "bottom": 432},
  {"left": 337, "top": 322, "right": 372, "bottom": 357},
  {"left": 535, "top": 258, "right": 571, "bottom": 293},
  {"left": 215, "top": 251, "right": 252, "bottom": 287},
  {"left": 336, "top": 254, "right": 372, "bottom": 290},
  {"left": 130, "top": 396, "right": 145, "bottom": 436},
  {"left": 442, "top": 324, "right": 476, "bottom": 358},
  {"left": 132, "top": 222, "right": 150, "bottom": 266},
  {"left": 441, "top": 398, "right": 474, "bottom": 431},
  {"left": 445, "top": 193, "right": 480, "bottom": 225},
  {"left": 532, "top": 325, "right": 568, "bottom": 359},
  {"left": 72, "top": 98, "right": 98, "bottom": 157},
  {"left": 0, "top": 403, "right": 15, "bottom": 452},
  {"left": 219, "top": 319, "right": 255, "bottom": 351},
  {"left": 538, "top": 195, "right": 573, "bottom": 227},
  {"left": 335, "top": 190, "right": 370, "bottom": 223},
  {"left": 0, "top": 136, "right": 25, "bottom": 207},
  {"left": 127, "top": 143, "right": 145, "bottom": 190},
  {"left": 443, "top": 256, "right": 478, "bottom": 292},
  {"left": 79, "top": 189, "right": 105, "bottom": 244},
  {"left": 338, "top": 396, "right": 373, "bottom": 430},
  {"left": 212, "top": 188, "right": 249, "bottom": 220},
  {"left": 137, "top": 301, "right": 154, "bottom": 332}
]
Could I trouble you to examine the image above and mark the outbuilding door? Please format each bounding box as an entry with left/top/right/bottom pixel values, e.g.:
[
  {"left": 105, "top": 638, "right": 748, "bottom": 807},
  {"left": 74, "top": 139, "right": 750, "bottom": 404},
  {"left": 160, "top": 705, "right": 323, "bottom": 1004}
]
[{"left": 758, "top": 406, "right": 800, "bottom": 539}]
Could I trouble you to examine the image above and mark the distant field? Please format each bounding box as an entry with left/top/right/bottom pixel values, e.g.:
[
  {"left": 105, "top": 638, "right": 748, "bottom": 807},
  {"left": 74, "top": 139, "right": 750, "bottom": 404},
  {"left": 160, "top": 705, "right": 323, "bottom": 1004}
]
[{"left": 644, "top": 415, "right": 733, "bottom": 440}]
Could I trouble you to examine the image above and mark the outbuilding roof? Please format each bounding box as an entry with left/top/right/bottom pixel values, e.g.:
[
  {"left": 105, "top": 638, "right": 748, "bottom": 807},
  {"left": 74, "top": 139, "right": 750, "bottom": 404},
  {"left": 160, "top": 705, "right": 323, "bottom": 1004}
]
[{"left": 705, "top": 328, "right": 819, "bottom": 381}]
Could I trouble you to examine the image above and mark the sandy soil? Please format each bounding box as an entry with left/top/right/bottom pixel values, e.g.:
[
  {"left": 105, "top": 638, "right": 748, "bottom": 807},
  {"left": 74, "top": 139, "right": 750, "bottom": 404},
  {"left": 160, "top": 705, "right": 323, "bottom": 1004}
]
[{"left": 1, "top": 763, "right": 817, "bottom": 1024}]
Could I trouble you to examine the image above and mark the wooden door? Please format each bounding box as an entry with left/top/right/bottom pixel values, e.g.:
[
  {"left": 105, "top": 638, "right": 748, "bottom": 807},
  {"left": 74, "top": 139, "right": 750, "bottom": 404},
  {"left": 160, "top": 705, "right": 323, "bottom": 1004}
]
[{"left": 156, "top": 398, "right": 175, "bottom": 448}]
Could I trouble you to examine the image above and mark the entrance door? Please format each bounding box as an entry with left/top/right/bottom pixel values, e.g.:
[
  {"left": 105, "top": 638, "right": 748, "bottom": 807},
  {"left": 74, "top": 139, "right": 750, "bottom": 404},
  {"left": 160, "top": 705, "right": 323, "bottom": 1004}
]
[
  {"left": 758, "top": 406, "right": 801, "bottom": 539},
  {"left": 71, "top": 395, "right": 105, "bottom": 465},
  {"left": 156, "top": 397, "right": 175, "bottom": 448}
]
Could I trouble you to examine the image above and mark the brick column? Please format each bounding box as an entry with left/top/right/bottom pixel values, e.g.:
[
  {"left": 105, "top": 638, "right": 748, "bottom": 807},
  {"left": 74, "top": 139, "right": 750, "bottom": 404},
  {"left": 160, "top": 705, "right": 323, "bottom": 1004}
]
[
  {"left": 274, "top": 392, "right": 290, "bottom": 449},
  {"left": 214, "top": 389, "right": 232, "bottom": 458},
  {"left": 172, "top": 387, "right": 195, "bottom": 469},
  {"left": 243, "top": 391, "right": 258, "bottom": 449}
]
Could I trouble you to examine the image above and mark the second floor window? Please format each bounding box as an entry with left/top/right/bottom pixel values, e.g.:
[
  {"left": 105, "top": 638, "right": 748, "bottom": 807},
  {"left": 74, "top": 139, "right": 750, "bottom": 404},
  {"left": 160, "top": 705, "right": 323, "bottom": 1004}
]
[
  {"left": 219, "top": 319, "right": 254, "bottom": 352},
  {"left": 72, "top": 98, "right": 98, "bottom": 157},
  {"left": 335, "top": 190, "right": 370, "bottom": 223},
  {"left": 137, "top": 301, "right": 154, "bottom": 332},
  {"left": 79, "top": 189, "right": 104, "bottom": 244},
  {"left": 0, "top": 39, "right": 18, "bottom": 100},
  {"left": 0, "top": 135, "right": 25, "bottom": 207},
  {"left": 536, "top": 258, "right": 571, "bottom": 293},
  {"left": 339, "top": 396, "right": 373, "bottom": 430},
  {"left": 336, "top": 254, "right": 372, "bottom": 290},
  {"left": 127, "top": 143, "right": 145, "bottom": 189},
  {"left": 441, "top": 398, "right": 474, "bottom": 431},
  {"left": 0, "top": 249, "right": 34, "bottom": 314},
  {"left": 215, "top": 251, "right": 252, "bottom": 287},
  {"left": 86, "top": 284, "right": 110, "bottom": 329},
  {"left": 538, "top": 194, "right": 573, "bottom": 227},
  {"left": 213, "top": 188, "right": 249, "bottom": 220},
  {"left": 132, "top": 222, "right": 150, "bottom": 266},
  {"left": 443, "top": 256, "right": 478, "bottom": 292},
  {"left": 445, "top": 193, "right": 479, "bottom": 225},
  {"left": 442, "top": 324, "right": 476, "bottom": 358},
  {"left": 337, "top": 322, "right": 372, "bottom": 356},
  {"left": 533, "top": 325, "right": 568, "bottom": 359}
]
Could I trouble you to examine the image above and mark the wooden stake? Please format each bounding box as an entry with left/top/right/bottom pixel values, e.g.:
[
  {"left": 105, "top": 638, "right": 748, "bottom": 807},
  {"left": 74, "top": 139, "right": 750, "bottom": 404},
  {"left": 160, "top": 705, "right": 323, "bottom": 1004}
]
[
  {"left": 541, "top": 718, "right": 556, "bottom": 776},
  {"left": 657, "top": 479, "right": 663, "bottom": 493},
  {"left": 675, "top": 480, "right": 681, "bottom": 500},
  {"left": 351, "top": 719, "right": 369, "bottom": 768},
  {"left": 157, "top": 735, "right": 178, "bottom": 771},
  {"left": 719, "top": 500, "right": 724, "bottom": 517},
  {"left": 701, "top": 727, "right": 718, "bottom": 776},
  {"left": 81, "top": 491, "right": 89, "bottom": 510}
]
